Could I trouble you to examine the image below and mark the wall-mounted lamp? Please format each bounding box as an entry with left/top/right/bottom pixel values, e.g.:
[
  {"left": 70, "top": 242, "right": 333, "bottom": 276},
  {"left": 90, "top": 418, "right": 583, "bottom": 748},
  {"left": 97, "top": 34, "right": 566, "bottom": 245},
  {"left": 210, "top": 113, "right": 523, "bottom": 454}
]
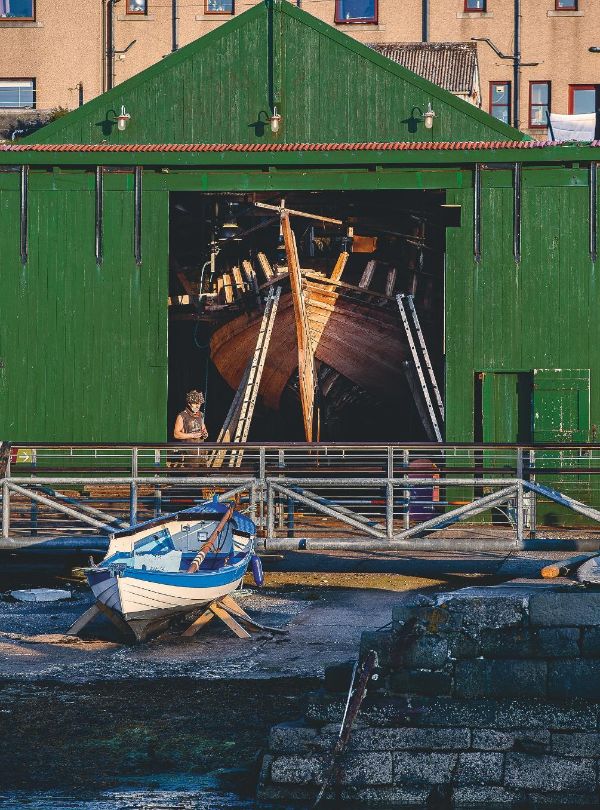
[
  {"left": 115, "top": 105, "right": 131, "bottom": 132},
  {"left": 423, "top": 102, "right": 436, "bottom": 130},
  {"left": 269, "top": 106, "right": 282, "bottom": 134}
]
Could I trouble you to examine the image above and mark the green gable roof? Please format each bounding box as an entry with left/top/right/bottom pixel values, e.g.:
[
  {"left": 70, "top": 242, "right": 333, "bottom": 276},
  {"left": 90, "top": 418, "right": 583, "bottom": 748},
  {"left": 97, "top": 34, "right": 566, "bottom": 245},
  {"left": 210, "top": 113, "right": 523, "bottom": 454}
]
[{"left": 25, "top": 0, "right": 524, "bottom": 146}]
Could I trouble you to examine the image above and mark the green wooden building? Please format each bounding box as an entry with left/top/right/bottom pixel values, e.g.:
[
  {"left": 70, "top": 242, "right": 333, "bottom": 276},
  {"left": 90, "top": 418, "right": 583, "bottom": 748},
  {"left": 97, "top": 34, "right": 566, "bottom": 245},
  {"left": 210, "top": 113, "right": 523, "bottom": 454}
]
[{"left": 0, "top": 0, "right": 597, "bottom": 445}]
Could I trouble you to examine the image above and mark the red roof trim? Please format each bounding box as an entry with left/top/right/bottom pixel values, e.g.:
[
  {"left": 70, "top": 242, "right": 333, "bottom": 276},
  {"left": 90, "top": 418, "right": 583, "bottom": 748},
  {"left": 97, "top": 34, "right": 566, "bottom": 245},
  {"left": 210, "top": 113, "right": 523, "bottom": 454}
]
[{"left": 1, "top": 140, "right": 594, "bottom": 153}]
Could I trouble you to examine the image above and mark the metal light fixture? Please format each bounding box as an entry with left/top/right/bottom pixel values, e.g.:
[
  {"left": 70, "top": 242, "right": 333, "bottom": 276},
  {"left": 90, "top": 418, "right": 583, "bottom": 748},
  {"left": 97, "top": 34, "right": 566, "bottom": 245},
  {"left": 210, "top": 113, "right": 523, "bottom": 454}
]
[
  {"left": 423, "top": 102, "right": 436, "bottom": 130},
  {"left": 269, "top": 106, "right": 282, "bottom": 134},
  {"left": 115, "top": 105, "right": 131, "bottom": 132}
]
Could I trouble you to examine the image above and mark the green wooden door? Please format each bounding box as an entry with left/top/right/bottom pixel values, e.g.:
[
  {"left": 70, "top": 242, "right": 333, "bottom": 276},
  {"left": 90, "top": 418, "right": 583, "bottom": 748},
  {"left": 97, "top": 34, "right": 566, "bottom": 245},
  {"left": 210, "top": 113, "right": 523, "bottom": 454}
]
[
  {"left": 532, "top": 369, "right": 590, "bottom": 443},
  {"left": 480, "top": 372, "right": 532, "bottom": 444}
]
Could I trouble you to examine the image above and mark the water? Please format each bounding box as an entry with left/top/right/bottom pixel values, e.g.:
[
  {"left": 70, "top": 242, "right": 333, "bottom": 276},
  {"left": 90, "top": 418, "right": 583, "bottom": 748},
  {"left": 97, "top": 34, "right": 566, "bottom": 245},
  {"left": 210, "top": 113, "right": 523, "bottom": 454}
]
[{"left": 0, "top": 774, "right": 259, "bottom": 810}]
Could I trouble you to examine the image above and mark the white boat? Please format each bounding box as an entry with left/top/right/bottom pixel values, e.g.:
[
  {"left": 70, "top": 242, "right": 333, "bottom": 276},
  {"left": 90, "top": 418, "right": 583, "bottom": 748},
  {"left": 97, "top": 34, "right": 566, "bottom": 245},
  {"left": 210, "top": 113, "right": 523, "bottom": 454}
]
[{"left": 85, "top": 499, "right": 259, "bottom": 641}]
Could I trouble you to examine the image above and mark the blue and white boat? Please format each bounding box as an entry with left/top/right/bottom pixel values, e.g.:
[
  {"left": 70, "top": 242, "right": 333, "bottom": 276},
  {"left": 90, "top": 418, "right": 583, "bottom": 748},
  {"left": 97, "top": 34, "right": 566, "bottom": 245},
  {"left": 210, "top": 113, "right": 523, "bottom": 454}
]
[{"left": 85, "top": 500, "right": 259, "bottom": 640}]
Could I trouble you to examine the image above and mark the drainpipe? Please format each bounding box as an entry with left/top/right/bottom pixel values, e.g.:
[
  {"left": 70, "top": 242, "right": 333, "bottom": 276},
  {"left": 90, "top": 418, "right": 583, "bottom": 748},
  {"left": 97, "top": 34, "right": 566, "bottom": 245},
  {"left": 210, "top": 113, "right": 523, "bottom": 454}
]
[
  {"left": 106, "top": 0, "right": 115, "bottom": 91},
  {"left": 514, "top": 0, "right": 520, "bottom": 129},
  {"left": 172, "top": 0, "right": 178, "bottom": 52},
  {"left": 422, "top": 0, "right": 428, "bottom": 42}
]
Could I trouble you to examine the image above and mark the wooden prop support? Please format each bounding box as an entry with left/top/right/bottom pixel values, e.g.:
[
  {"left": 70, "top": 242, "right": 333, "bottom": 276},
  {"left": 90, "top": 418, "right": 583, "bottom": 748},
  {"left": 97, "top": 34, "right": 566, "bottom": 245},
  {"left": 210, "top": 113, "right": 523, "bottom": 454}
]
[
  {"left": 182, "top": 593, "right": 287, "bottom": 639},
  {"left": 281, "top": 209, "right": 317, "bottom": 441}
]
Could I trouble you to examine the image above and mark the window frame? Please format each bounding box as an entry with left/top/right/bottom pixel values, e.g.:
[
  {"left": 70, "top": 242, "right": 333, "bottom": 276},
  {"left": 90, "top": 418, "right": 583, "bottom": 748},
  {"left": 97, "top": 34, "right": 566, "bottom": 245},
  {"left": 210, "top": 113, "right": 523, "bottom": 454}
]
[
  {"left": 125, "top": 0, "right": 148, "bottom": 15},
  {"left": 529, "top": 81, "right": 551, "bottom": 129},
  {"left": 464, "top": 0, "right": 487, "bottom": 12},
  {"left": 204, "top": 0, "right": 235, "bottom": 14},
  {"left": 489, "top": 81, "right": 511, "bottom": 125},
  {"left": 334, "top": 0, "right": 378, "bottom": 24},
  {"left": 0, "top": 77, "right": 35, "bottom": 109},
  {"left": 569, "top": 84, "right": 597, "bottom": 115},
  {"left": 555, "top": 0, "right": 577, "bottom": 10},
  {"left": 0, "top": 0, "right": 35, "bottom": 21}
]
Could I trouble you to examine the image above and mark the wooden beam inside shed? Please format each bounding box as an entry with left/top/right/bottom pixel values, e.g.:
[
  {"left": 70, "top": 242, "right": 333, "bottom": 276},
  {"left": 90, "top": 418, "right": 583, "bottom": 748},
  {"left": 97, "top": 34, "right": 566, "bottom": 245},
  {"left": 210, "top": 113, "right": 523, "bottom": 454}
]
[{"left": 281, "top": 210, "right": 316, "bottom": 442}]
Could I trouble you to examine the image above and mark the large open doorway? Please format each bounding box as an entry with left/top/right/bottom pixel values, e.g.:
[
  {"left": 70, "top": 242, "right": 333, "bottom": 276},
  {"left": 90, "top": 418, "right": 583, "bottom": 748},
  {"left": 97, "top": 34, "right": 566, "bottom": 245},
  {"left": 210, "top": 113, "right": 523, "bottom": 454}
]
[{"left": 167, "top": 189, "right": 453, "bottom": 442}]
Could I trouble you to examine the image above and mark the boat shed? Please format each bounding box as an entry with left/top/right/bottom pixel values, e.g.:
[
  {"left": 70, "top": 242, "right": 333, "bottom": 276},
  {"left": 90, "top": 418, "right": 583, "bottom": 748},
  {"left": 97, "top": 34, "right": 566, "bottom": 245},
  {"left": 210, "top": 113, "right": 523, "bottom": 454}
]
[{"left": 0, "top": 0, "right": 598, "bottom": 446}]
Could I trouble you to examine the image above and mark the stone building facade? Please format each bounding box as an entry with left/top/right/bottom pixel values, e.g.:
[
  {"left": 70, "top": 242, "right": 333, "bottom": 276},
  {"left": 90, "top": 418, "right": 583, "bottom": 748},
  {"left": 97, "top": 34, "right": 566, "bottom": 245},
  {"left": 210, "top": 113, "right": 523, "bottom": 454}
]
[{"left": 0, "top": 0, "right": 599, "bottom": 137}]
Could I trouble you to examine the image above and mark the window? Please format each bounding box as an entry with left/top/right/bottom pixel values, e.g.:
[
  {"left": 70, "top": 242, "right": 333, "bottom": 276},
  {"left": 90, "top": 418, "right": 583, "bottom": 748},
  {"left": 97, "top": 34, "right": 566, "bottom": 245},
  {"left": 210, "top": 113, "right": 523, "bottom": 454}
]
[
  {"left": 464, "top": 0, "right": 486, "bottom": 10},
  {"left": 0, "top": 79, "right": 35, "bottom": 108},
  {"left": 529, "top": 81, "right": 550, "bottom": 128},
  {"left": 490, "top": 81, "right": 511, "bottom": 124},
  {"left": 555, "top": 0, "right": 577, "bottom": 9},
  {"left": 205, "top": 0, "right": 234, "bottom": 12},
  {"left": 570, "top": 85, "right": 598, "bottom": 115},
  {"left": 126, "top": 0, "right": 147, "bottom": 13},
  {"left": 335, "top": 0, "right": 377, "bottom": 23},
  {"left": 0, "top": 0, "right": 34, "bottom": 19}
]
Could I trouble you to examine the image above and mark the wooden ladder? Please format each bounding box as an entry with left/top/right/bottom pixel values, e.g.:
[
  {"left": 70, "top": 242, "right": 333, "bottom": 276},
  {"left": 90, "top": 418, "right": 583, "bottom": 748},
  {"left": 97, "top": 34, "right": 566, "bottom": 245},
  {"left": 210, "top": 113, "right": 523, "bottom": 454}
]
[{"left": 210, "top": 285, "right": 281, "bottom": 468}]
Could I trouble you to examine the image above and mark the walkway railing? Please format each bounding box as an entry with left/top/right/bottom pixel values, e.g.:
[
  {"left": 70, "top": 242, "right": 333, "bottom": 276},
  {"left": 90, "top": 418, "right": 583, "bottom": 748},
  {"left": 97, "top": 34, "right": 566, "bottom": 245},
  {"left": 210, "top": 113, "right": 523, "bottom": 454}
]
[{"left": 2, "top": 442, "right": 600, "bottom": 550}]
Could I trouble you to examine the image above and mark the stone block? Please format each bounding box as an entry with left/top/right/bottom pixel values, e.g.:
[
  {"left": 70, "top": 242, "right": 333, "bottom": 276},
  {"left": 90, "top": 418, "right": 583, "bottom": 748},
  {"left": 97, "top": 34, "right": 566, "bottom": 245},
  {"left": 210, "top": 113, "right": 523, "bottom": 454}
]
[
  {"left": 392, "top": 595, "right": 436, "bottom": 629},
  {"left": 581, "top": 627, "right": 600, "bottom": 657},
  {"left": 529, "top": 592, "right": 600, "bottom": 627},
  {"left": 454, "top": 659, "right": 547, "bottom": 700},
  {"left": 270, "top": 755, "right": 325, "bottom": 785},
  {"left": 393, "top": 752, "right": 458, "bottom": 785},
  {"left": 479, "top": 627, "right": 535, "bottom": 659},
  {"left": 548, "top": 660, "right": 600, "bottom": 700},
  {"left": 389, "top": 668, "right": 452, "bottom": 696},
  {"left": 471, "top": 729, "right": 550, "bottom": 752},
  {"left": 535, "top": 627, "right": 580, "bottom": 657},
  {"left": 446, "top": 631, "right": 480, "bottom": 659},
  {"left": 452, "top": 786, "right": 517, "bottom": 806},
  {"left": 257, "top": 784, "right": 317, "bottom": 804},
  {"left": 340, "top": 726, "right": 470, "bottom": 752},
  {"left": 440, "top": 591, "right": 527, "bottom": 631},
  {"left": 360, "top": 630, "right": 392, "bottom": 674},
  {"left": 504, "top": 753, "right": 596, "bottom": 792},
  {"left": 268, "top": 724, "right": 320, "bottom": 754},
  {"left": 340, "top": 786, "right": 431, "bottom": 805},
  {"left": 455, "top": 752, "right": 504, "bottom": 786},
  {"left": 493, "top": 699, "right": 596, "bottom": 731},
  {"left": 395, "top": 635, "right": 449, "bottom": 670},
  {"left": 337, "top": 752, "right": 393, "bottom": 786},
  {"left": 551, "top": 731, "right": 600, "bottom": 756},
  {"left": 525, "top": 791, "right": 600, "bottom": 806}
]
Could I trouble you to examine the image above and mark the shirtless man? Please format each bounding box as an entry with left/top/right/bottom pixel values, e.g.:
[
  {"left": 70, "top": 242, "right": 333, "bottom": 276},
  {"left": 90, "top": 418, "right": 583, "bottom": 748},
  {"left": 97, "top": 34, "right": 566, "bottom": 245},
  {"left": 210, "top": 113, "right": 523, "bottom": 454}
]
[{"left": 173, "top": 390, "right": 209, "bottom": 441}]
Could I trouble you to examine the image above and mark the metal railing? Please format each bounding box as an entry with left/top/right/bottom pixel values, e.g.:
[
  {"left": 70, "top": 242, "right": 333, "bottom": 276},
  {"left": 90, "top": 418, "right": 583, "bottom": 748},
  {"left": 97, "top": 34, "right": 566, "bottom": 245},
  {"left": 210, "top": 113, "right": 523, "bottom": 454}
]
[{"left": 2, "top": 442, "right": 600, "bottom": 551}]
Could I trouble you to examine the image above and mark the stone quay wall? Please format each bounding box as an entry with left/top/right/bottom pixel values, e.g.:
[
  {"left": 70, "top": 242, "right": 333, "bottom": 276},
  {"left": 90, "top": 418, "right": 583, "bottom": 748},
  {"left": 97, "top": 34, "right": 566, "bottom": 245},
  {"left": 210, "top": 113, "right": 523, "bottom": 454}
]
[{"left": 259, "top": 586, "right": 600, "bottom": 807}]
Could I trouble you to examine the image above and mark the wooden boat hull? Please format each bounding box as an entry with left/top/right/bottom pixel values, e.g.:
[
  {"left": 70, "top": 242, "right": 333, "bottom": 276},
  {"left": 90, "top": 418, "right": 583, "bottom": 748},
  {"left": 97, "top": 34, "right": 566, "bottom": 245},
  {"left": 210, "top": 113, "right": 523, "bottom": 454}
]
[{"left": 210, "top": 282, "right": 408, "bottom": 409}]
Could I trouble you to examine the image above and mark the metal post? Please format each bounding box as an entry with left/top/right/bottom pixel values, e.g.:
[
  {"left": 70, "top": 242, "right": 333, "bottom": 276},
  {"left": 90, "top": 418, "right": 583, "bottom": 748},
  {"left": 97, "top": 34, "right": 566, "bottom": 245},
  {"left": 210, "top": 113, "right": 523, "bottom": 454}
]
[
  {"left": 403, "top": 448, "right": 410, "bottom": 529},
  {"left": 516, "top": 447, "right": 523, "bottom": 480},
  {"left": 259, "top": 446, "right": 266, "bottom": 529},
  {"left": 130, "top": 447, "right": 138, "bottom": 526},
  {"left": 386, "top": 446, "right": 394, "bottom": 539},
  {"left": 250, "top": 482, "right": 257, "bottom": 523},
  {"left": 266, "top": 481, "right": 275, "bottom": 538},
  {"left": 516, "top": 479, "right": 524, "bottom": 545},
  {"left": 2, "top": 480, "right": 9, "bottom": 540},
  {"left": 529, "top": 449, "right": 537, "bottom": 538}
]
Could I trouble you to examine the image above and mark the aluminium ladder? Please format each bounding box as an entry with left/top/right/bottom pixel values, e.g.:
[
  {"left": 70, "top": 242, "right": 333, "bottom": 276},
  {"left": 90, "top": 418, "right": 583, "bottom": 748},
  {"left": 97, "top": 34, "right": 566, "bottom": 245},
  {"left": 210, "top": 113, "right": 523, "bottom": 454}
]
[
  {"left": 210, "top": 286, "right": 281, "bottom": 468},
  {"left": 397, "top": 293, "right": 444, "bottom": 443}
]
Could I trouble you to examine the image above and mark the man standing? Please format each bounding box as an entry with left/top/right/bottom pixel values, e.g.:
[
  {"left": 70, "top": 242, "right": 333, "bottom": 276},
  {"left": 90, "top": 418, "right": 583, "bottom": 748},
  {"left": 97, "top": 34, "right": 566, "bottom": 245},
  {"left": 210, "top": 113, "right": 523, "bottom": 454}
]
[{"left": 173, "top": 390, "right": 209, "bottom": 441}]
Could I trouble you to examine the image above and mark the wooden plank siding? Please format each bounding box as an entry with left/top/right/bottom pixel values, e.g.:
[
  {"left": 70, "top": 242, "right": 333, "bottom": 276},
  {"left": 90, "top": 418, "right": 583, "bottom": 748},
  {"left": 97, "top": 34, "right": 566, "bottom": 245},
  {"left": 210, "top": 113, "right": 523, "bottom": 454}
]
[
  {"left": 445, "top": 167, "right": 599, "bottom": 444},
  {"left": 0, "top": 171, "right": 167, "bottom": 441},
  {"left": 24, "top": 3, "right": 521, "bottom": 148}
]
